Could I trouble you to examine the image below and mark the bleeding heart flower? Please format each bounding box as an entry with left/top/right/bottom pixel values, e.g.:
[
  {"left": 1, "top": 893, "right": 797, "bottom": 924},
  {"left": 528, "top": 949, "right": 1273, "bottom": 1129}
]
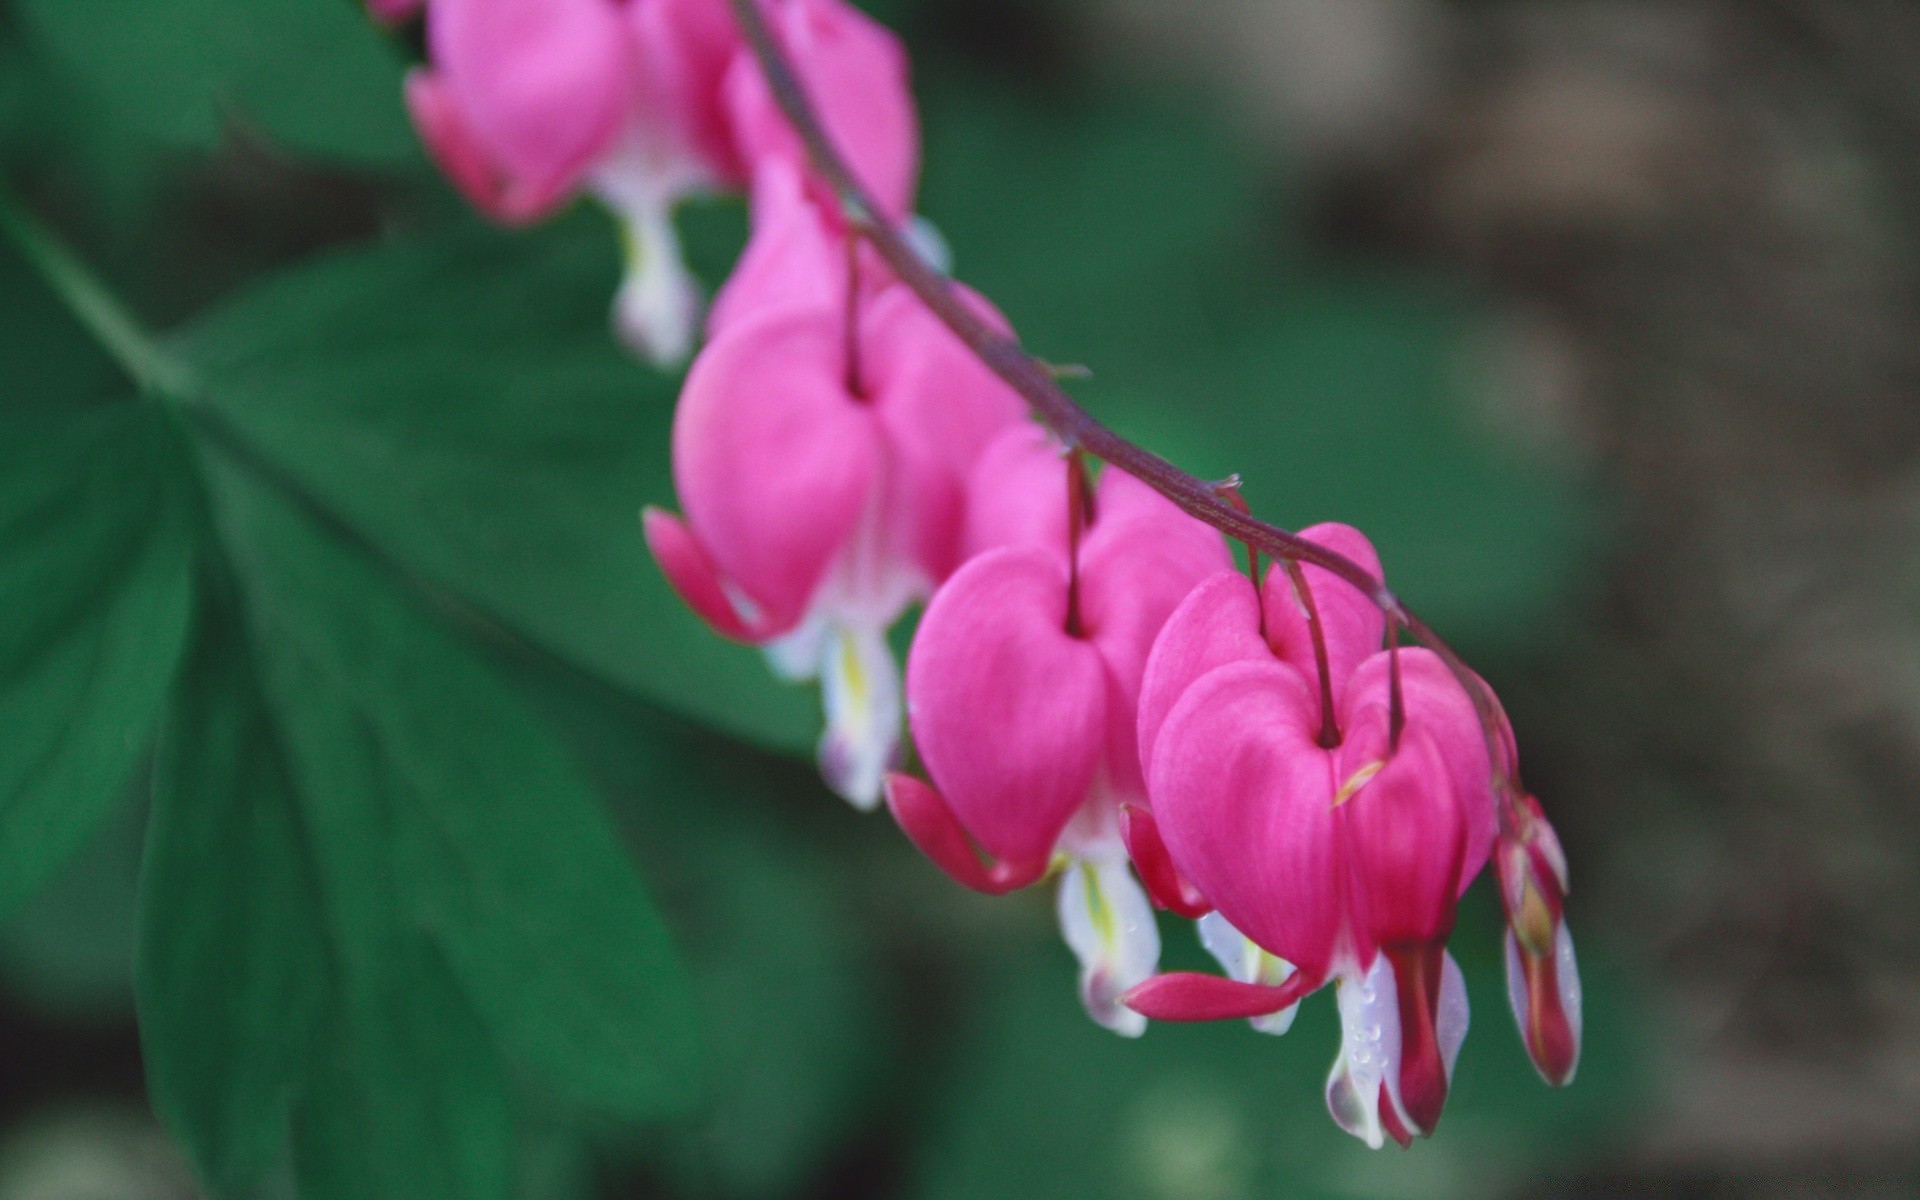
[
  {"left": 885, "top": 427, "right": 1232, "bottom": 1034},
  {"left": 645, "top": 206, "right": 1024, "bottom": 809},
  {"left": 1121, "top": 526, "right": 1506, "bottom": 1147},
  {"left": 405, "top": 0, "right": 743, "bottom": 363},
  {"left": 1498, "top": 790, "right": 1583, "bottom": 1087}
]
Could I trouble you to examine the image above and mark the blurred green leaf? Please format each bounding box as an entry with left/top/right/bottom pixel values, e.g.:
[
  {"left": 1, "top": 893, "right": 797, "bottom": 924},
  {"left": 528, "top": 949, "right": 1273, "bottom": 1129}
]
[
  {"left": 0, "top": 401, "right": 192, "bottom": 917},
  {"left": 913, "top": 895, "right": 1647, "bottom": 1200},
  {"left": 173, "top": 214, "right": 819, "bottom": 755},
  {"left": 0, "top": 782, "right": 143, "bottom": 1022},
  {"left": 291, "top": 942, "right": 516, "bottom": 1200},
  {"left": 139, "top": 591, "right": 327, "bottom": 1198},
  {"left": 198, "top": 442, "right": 705, "bottom": 1123},
  {"left": 518, "top": 670, "right": 891, "bottom": 1197},
  {"left": 16, "top": 0, "right": 417, "bottom": 162}
]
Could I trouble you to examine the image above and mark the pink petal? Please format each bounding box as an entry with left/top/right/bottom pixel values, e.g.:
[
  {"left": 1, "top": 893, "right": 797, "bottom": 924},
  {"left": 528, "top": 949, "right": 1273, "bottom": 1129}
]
[
  {"left": 1134, "top": 571, "right": 1271, "bottom": 782},
  {"left": 959, "top": 424, "right": 1072, "bottom": 561},
  {"left": 1076, "top": 506, "right": 1231, "bottom": 798},
  {"left": 707, "top": 160, "right": 847, "bottom": 335},
  {"left": 425, "top": 0, "right": 632, "bottom": 217},
  {"left": 672, "top": 307, "right": 879, "bottom": 636},
  {"left": 1148, "top": 659, "right": 1343, "bottom": 978},
  {"left": 905, "top": 547, "right": 1107, "bottom": 867},
  {"left": 1341, "top": 649, "right": 1499, "bottom": 889},
  {"left": 1120, "top": 970, "right": 1315, "bottom": 1023},
  {"left": 641, "top": 506, "right": 767, "bottom": 642},
  {"left": 1119, "top": 805, "right": 1212, "bottom": 918},
  {"left": 1261, "top": 522, "right": 1384, "bottom": 708},
  {"left": 1078, "top": 497, "right": 1233, "bottom": 703},
  {"left": 405, "top": 69, "right": 523, "bottom": 223},
  {"left": 623, "top": 0, "right": 745, "bottom": 182},
  {"left": 883, "top": 773, "right": 1049, "bottom": 895},
  {"left": 1506, "top": 922, "right": 1582, "bottom": 1087},
  {"left": 863, "top": 286, "right": 1026, "bottom": 581},
  {"left": 1340, "top": 725, "right": 1466, "bottom": 951},
  {"left": 723, "top": 0, "right": 919, "bottom": 220}
]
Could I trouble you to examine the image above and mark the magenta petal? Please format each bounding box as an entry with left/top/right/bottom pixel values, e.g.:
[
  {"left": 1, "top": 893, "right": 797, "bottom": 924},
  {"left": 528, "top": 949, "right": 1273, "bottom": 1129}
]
[
  {"left": 406, "top": 70, "right": 527, "bottom": 224},
  {"left": 672, "top": 308, "right": 879, "bottom": 636},
  {"left": 642, "top": 506, "right": 765, "bottom": 643},
  {"left": 1262, "top": 522, "right": 1385, "bottom": 705},
  {"left": 1343, "top": 649, "right": 1499, "bottom": 888},
  {"left": 724, "top": 0, "right": 919, "bottom": 219},
  {"left": 1121, "top": 970, "right": 1315, "bottom": 1023},
  {"left": 1148, "top": 660, "right": 1342, "bottom": 978},
  {"left": 906, "top": 547, "right": 1107, "bottom": 867},
  {"left": 1077, "top": 502, "right": 1234, "bottom": 706},
  {"left": 864, "top": 287, "right": 1025, "bottom": 581},
  {"left": 426, "top": 0, "right": 632, "bottom": 215},
  {"left": 1134, "top": 571, "right": 1271, "bottom": 783},
  {"left": 707, "top": 161, "right": 847, "bottom": 335},
  {"left": 959, "top": 425, "right": 1072, "bottom": 561},
  {"left": 883, "top": 774, "right": 1047, "bottom": 895},
  {"left": 1342, "top": 726, "right": 1466, "bottom": 950},
  {"left": 1119, "top": 805, "right": 1212, "bottom": 919},
  {"left": 623, "top": 0, "right": 744, "bottom": 182}
]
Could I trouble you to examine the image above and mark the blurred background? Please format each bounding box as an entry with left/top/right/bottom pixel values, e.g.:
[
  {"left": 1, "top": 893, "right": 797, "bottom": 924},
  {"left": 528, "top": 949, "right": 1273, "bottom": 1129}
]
[{"left": 3, "top": 0, "right": 1917, "bottom": 1196}]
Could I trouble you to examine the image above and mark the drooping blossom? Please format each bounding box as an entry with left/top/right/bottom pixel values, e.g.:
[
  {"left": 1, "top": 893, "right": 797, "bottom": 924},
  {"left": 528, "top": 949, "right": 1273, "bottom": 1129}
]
[
  {"left": 644, "top": 191, "right": 1024, "bottom": 809},
  {"left": 885, "top": 427, "right": 1233, "bottom": 1034},
  {"left": 1497, "top": 789, "right": 1583, "bottom": 1087},
  {"left": 404, "top": 0, "right": 915, "bottom": 365},
  {"left": 1122, "top": 526, "right": 1524, "bottom": 1147}
]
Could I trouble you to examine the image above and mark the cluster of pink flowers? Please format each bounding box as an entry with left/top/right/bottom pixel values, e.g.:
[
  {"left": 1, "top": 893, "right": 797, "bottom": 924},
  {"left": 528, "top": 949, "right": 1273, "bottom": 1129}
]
[{"left": 391, "top": 0, "right": 1582, "bottom": 1148}]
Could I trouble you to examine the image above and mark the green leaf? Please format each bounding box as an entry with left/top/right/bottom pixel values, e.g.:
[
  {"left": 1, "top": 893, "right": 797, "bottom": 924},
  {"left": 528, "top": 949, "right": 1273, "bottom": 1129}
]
[
  {"left": 17, "top": 0, "right": 417, "bottom": 162},
  {"left": 530, "top": 677, "right": 889, "bottom": 1195},
  {"left": 173, "top": 214, "right": 818, "bottom": 754},
  {"left": 138, "top": 592, "right": 327, "bottom": 1197},
  {"left": 291, "top": 942, "right": 516, "bottom": 1200},
  {"left": 199, "top": 441, "right": 705, "bottom": 1122},
  {"left": 0, "top": 401, "right": 193, "bottom": 917}
]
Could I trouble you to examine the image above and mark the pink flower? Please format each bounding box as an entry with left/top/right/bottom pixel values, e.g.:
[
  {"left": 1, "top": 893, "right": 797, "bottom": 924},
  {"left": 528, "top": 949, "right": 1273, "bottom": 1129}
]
[
  {"left": 885, "top": 428, "right": 1232, "bottom": 1034},
  {"left": 645, "top": 209, "right": 1024, "bottom": 808},
  {"left": 1122, "top": 527, "right": 1502, "bottom": 1147},
  {"left": 406, "top": 0, "right": 742, "bottom": 363},
  {"left": 1498, "top": 790, "right": 1583, "bottom": 1087}
]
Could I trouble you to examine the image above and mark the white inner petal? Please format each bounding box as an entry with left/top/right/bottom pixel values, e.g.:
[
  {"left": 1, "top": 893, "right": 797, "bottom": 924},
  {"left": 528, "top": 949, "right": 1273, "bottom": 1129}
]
[{"left": 1057, "top": 856, "right": 1160, "bottom": 1039}]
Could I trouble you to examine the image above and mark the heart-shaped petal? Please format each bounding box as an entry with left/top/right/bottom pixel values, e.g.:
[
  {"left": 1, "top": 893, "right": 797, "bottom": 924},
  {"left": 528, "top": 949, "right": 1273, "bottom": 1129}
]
[
  {"left": 1135, "top": 571, "right": 1271, "bottom": 783},
  {"left": 424, "top": 0, "right": 633, "bottom": 217},
  {"left": 906, "top": 547, "right": 1107, "bottom": 867},
  {"left": 1261, "top": 522, "right": 1384, "bottom": 710},
  {"left": 1148, "top": 659, "right": 1342, "bottom": 977},
  {"left": 672, "top": 306, "right": 879, "bottom": 637}
]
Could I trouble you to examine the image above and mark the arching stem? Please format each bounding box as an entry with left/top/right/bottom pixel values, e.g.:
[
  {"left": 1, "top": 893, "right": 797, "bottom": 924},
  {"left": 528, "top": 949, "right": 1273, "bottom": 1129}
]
[{"left": 725, "top": 0, "right": 1524, "bottom": 824}]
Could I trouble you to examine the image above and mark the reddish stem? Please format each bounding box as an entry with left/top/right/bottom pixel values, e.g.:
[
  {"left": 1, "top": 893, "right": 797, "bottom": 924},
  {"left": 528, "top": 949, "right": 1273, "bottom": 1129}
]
[
  {"left": 1387, "top": 617, "right": 1405, "bottom": 755},
  {"left": 726, "top": 0, "right": 1524, "bottom": 826},
  {"left": 1282, "top": 558, "right": 1341, "bottom": 749},
  {"left": 1065, "top": 448, "right": 1092, "bottom": 636},
  {"left": 843, "top": 231, "right": 864, "bottom": 397}
]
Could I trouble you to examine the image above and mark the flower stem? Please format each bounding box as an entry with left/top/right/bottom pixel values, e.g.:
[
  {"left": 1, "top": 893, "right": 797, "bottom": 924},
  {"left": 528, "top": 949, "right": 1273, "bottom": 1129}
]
[
  {"left": 725, "top": 0, "right": 1522, "bottom": 819},
  {"left": 0, "top": 190, "right": 197, "bottom": 400}
]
